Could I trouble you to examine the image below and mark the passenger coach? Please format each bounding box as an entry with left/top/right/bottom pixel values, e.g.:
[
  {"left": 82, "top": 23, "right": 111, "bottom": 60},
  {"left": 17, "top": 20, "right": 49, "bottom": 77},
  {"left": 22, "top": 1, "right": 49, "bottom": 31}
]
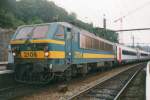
[{"left": 116, "top": 44, "right": 138, "bottom": 63}]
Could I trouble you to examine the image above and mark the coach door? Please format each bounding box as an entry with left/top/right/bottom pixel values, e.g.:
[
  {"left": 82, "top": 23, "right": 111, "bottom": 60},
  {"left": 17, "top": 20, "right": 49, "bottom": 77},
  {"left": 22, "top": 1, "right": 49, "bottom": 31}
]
[{"left": 65, "top": 28, "right": 72, "bottom": 64}]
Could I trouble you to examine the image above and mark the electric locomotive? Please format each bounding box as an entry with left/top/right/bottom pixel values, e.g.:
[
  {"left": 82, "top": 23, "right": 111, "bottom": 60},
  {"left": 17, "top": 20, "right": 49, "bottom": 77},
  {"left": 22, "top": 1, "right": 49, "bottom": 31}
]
[{"left": 10, "top": 22, "right": 115, "bottom": 83}]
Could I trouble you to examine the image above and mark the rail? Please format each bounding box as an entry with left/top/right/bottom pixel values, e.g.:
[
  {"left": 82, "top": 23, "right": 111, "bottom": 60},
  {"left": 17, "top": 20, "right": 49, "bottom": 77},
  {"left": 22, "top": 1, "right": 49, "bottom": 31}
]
[
  {"left": 68, "top": 63, "right": 145, "bottom": 100},
  {"left": 114, "top": 66, "right": 142, "bottom": 100}
]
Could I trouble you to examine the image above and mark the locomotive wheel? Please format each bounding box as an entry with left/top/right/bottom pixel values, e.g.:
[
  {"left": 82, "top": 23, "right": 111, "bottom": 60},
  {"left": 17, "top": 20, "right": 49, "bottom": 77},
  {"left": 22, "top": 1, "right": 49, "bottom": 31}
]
[
  {"left": 41, "top": 68, "right": 54, "bottom": 82},
  {"left": 64, "top": 67, "right": 72, "bottom": 81},
  {"left": 71, "top": 65, "right": 77, "bottom": 77}
]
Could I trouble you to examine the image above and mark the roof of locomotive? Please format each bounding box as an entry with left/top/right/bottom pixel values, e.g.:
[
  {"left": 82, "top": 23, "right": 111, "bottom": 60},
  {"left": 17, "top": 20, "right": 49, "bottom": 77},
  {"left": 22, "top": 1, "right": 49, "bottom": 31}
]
[
  {"left": 57, "top": 22, "right": 115, "bottom": 45},
  {"left": 16, "top": 22, "right": 114, "bottom": 45}
]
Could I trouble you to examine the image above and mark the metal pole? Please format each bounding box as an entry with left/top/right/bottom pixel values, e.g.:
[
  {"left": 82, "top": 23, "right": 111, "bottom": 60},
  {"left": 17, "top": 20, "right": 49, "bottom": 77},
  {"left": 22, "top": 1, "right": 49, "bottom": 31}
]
[
  {"left": 103, "top": 14, "right": 106, "bottom": 29},
  {"left": 133, "top": 35, "right": 135, "bottom": 48}
]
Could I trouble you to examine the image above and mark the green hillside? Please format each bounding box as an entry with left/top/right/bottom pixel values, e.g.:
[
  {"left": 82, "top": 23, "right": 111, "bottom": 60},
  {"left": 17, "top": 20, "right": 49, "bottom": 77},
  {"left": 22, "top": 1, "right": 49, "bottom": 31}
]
[{"left": 0, "top": 0, "right": 118, "bottom": 42}]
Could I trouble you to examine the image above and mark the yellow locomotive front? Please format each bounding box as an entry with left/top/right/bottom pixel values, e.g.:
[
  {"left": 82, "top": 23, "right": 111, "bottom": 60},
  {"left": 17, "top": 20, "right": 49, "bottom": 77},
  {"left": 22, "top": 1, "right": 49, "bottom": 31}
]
[{"left": 10, "top": 23, "right": 67, "bottom": 84}]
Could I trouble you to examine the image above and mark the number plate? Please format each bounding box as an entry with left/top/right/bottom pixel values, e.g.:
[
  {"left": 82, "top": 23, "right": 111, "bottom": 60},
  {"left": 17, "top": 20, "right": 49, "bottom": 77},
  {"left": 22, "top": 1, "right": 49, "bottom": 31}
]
[{"left": 21, "top": 51, "right": 37, "bottom": 58}]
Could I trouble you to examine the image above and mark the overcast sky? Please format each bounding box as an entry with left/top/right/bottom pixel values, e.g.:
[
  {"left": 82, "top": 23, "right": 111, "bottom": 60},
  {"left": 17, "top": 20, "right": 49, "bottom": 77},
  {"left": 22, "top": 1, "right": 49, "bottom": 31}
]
[{"left": 50, "top": 0, "right": 150, "bottom": 45}]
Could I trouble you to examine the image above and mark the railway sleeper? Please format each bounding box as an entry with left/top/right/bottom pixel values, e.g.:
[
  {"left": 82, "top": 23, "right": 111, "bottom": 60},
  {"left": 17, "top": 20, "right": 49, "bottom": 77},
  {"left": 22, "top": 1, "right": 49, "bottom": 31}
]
[
  {"left": 88, "top": 93, "right": 115, "bottom": 100},
  {"left": 89, "top": 89, "right": 118, "bottom": 95},
  {"left": 88, "top": 92, "right": 117, "bottom": 98}
]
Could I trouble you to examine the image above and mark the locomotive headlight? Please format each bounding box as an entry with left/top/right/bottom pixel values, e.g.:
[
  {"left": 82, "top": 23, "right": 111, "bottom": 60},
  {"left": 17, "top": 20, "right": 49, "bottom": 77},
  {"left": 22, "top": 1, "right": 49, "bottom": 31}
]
[
  {"left": 44, "top": 52, "right": 49, "bottom": 57},
  {"left": 12, "top": 52, "right": 16, "bottom": 56},
  {"left": 44, "top": 45, "right": 49, "bottom": 57}
]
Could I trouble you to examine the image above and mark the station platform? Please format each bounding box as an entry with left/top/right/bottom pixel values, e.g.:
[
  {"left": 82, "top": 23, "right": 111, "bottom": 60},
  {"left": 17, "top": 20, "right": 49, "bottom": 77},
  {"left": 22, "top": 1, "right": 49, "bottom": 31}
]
[
  {"left": 0, "top": 61, "right": 8, "bottom": 65},
  {"left": 0, "top": 61, "right": 8, "bottom": 71},
  {"left": 0, "top": 70, "right": 14, "bottom": 74},
  {"left": 146, "top": 61, "right": 150, "bottom": 100},
  {"left": 0, "top": 61, "right": 13, "bottom": 74},
  {"left": 0, "top": 65, "right": 6, "bottom": 70}
]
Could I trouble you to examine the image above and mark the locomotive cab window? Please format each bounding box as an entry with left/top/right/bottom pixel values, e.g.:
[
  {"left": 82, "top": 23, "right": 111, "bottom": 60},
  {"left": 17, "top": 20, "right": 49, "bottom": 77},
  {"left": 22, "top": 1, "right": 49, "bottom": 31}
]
[
  {"left": 32, "top": 25, "right": 49, "bottom": 39},
  {"left": 67, "top": 28, "right": 71, "bottom": 32},
  {"left": 15, "top": 26, "right": 33, "bottom": 39},
  {"left": 66, "top": 28, "right": 72, "bottom": 40},
  {"left": 55, "top": 26, "right": 65, "bottom": 39}
]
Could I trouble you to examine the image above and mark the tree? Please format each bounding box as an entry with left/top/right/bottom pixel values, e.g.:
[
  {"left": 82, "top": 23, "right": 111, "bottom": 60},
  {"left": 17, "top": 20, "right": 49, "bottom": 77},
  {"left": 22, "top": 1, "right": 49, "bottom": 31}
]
[{"left": 0, "top": 0, "right": 118, "bottom": 42}]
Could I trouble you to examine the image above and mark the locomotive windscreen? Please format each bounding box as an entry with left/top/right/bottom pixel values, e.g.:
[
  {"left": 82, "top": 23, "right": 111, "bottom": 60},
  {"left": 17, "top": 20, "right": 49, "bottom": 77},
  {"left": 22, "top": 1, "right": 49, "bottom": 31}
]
[{"left": 14, "top": 25, "right": 49, "bottom": 40}]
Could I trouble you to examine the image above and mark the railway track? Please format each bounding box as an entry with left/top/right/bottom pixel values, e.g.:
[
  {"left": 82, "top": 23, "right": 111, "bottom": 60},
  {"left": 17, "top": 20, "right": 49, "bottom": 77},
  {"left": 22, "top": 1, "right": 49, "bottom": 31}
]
[
  {"left": 68, "top": 63, "right": 146, "bottom": 100},
  {"left": 118, "top": 66, "right": 146, "bottom": 100},
  {"left": 0, "top": 62, "right": 146, "bottom": 100}
]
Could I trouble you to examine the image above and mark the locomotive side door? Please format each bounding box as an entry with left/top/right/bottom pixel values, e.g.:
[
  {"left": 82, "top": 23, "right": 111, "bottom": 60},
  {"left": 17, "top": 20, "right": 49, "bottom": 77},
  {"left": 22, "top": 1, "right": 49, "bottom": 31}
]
[{"left": 65, "top": 27, "right": 72, "bottom": 64}]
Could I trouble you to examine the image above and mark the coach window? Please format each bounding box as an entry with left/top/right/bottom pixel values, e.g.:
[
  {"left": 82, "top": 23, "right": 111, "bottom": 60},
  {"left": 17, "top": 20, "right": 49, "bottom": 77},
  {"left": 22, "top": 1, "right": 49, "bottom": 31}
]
[
  {"left": 122, "top": 50, "right": 136, "bottom": 56},
  {"left": 141, "top": 53, "right": 148, "bottom": 56},
  {"left": 55, "top": 26, "right": 65, "bottom": 39}
]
